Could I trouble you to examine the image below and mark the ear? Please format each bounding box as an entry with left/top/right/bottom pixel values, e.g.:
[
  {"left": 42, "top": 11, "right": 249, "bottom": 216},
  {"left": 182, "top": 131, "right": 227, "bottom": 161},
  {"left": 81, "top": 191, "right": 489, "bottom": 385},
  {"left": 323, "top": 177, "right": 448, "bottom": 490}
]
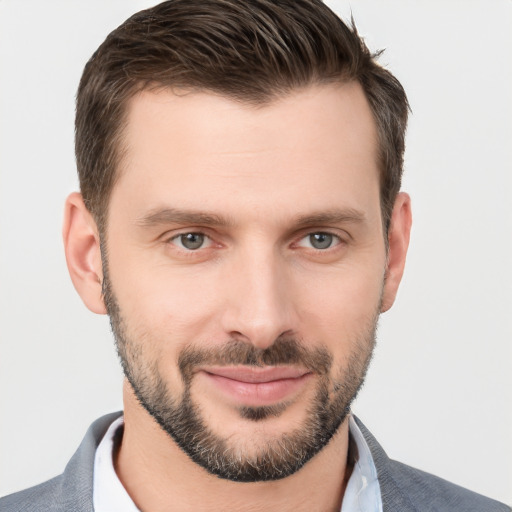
[
  {"left": 62, "top": 192, "right": 106, "bottom": 314},
  {"left": 381, "top": 192, "right": 412, "bottom": 313}
]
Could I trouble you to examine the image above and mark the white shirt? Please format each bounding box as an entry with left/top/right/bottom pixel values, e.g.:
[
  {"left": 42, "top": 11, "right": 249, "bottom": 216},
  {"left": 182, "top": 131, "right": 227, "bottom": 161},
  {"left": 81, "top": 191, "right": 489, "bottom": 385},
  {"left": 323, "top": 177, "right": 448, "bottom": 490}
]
[
  {"left": 340, "top": 416, "right": 383, "bottom": 512},
  {"left": 93, "top": 416, "right": 139, "bottom": 512},
  {"left": 93, "top": 415, "right": 382, "bottom": 512}
]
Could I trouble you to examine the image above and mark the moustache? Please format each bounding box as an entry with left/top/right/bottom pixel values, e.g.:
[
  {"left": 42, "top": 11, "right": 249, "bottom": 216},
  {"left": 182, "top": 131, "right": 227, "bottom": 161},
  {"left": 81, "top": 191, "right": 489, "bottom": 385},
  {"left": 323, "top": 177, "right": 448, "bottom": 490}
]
[{"left": 178, "top": 336, "right": 332, "bottom": 381}]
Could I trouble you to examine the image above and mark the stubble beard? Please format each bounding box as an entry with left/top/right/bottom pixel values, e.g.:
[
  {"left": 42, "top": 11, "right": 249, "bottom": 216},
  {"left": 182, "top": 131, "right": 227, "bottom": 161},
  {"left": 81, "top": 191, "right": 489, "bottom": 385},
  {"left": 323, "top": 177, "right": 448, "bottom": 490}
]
[{"left": 102, "top": 265, "right": 379, "bottom": 482}]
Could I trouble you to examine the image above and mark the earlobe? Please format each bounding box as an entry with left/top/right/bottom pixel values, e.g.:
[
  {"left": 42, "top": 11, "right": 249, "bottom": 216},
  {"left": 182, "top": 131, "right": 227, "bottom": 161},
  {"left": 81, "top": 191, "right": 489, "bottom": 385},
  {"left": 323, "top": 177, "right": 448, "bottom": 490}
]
[
  {"left": 381, "top": 192, "right": 412, "bottom": 313},
  {"left": 62, "top": 192, "right": 107, "bottom": 314}
]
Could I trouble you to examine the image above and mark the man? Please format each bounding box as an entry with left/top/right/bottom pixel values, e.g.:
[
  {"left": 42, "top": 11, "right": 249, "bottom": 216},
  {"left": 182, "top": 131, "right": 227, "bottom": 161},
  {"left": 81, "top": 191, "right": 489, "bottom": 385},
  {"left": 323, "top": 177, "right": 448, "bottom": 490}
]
[{"left": 1, "top": 1, "right": 509, "bottom": 511}]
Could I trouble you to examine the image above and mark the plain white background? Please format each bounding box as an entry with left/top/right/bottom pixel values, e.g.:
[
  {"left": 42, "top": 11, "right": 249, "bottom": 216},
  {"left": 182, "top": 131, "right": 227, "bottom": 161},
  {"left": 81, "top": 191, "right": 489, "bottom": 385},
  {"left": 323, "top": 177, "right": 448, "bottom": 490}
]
[{"left": 1, "top": 0, "right": 511, "bottom": 504}]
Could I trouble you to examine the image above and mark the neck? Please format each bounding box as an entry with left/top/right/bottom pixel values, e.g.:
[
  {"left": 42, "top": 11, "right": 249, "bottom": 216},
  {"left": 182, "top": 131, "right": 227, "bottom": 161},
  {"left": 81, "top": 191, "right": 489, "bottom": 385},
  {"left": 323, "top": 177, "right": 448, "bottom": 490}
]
[{"left": 115, "top": 381, "right": 352, "bottom": 512}]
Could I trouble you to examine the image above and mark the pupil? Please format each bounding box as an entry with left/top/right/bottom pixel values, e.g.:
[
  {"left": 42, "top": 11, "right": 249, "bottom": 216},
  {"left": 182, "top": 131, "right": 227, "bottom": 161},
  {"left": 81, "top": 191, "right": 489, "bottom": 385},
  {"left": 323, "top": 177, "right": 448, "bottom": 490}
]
[
  {"left": 181, "top": 233, "right": 204, "bottom": 250},
  {"left": 310, "top": 233, "right": 332, "bottom": 249}
]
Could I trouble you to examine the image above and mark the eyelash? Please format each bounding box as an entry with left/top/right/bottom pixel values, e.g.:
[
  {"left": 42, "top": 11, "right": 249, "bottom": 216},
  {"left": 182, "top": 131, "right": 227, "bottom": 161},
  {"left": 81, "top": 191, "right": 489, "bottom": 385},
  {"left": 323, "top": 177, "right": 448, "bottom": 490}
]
[
  {"left": 168, "top": 232, "right": 214, "bottom": 251},
  {"left": 294, "top": 232, "right": 343, "bottom": 251}
]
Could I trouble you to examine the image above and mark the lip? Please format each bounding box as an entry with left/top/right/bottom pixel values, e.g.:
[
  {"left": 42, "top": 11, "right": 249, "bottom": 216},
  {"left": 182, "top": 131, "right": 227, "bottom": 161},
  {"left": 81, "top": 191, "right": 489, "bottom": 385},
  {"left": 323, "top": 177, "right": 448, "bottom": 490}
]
[{"left": 199, "top": 366, "right": 312, "bottom": 406}]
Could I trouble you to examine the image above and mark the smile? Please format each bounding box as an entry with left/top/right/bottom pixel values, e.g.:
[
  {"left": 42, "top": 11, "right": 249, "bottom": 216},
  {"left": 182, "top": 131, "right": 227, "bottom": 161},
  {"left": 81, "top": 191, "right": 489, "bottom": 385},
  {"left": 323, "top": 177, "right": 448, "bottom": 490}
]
[{"left": 199, "top": 366, "right": 313, "bottom": 406}]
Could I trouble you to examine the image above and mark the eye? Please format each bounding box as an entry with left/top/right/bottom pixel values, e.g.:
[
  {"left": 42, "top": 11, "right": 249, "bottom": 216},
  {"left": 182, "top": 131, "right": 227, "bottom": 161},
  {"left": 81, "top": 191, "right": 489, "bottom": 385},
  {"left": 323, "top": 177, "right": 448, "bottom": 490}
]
[
  {"left": 297, "top": 232, "right": 340, "bottom": 250},
  {"left": 171, "top": 232, "right": 211, "bottom": 251}
]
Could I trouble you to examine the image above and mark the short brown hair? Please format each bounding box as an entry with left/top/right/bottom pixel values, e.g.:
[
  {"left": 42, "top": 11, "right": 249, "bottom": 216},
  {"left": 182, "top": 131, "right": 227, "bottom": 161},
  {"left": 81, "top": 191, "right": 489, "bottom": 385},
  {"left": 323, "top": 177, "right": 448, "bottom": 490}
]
[{"left": 76, "top": 0, "right": 409, "bottom": 234}]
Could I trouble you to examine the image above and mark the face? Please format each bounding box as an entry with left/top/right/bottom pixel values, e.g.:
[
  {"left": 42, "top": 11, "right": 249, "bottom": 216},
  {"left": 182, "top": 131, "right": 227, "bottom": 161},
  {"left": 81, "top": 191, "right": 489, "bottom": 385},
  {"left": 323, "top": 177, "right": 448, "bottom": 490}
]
[{"left": 103, "top": 83, "right": 388, "bottom": 481}]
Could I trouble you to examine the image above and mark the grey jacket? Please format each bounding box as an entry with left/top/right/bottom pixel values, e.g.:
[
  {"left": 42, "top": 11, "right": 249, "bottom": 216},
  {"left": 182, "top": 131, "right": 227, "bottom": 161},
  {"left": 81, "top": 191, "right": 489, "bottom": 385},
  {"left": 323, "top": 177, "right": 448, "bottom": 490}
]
[{"left": 1, "top": 412, "right": 510, "bottom": 511}]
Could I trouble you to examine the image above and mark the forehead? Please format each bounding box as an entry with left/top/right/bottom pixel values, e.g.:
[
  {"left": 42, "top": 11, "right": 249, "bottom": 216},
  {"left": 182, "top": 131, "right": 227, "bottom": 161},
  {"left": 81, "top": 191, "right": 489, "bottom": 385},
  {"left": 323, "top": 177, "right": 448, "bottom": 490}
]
[{"left": 111, "top": 83, "right": 380, "bottom": 225}]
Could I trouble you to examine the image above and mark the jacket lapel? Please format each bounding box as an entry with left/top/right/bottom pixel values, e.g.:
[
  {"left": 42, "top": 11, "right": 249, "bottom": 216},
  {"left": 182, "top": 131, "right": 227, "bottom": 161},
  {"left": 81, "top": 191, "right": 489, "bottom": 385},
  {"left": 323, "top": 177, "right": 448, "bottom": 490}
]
[{"left": 57, "top": 411, "right": 123, "bottom": 512}]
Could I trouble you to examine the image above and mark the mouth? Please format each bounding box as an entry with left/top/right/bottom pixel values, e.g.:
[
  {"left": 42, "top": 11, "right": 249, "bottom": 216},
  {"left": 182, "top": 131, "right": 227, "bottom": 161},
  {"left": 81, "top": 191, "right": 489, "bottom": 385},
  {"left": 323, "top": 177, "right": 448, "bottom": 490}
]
[{"left": 198, "top": 366, "right": 313, "bottom": 406}]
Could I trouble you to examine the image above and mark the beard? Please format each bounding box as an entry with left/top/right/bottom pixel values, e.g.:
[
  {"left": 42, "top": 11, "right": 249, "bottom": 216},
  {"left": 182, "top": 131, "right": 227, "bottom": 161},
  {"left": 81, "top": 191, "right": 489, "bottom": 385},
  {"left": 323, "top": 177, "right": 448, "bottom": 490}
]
[{"left": 102, "top": 264, "right": 378, "bottom": 482}]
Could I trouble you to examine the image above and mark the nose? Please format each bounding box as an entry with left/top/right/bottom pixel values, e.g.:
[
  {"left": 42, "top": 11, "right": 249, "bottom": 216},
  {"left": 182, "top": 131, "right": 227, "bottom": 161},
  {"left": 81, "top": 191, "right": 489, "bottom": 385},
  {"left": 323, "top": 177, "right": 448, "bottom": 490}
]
[{"left": 220, "top": 247, "right": 297, "bottom": 350}]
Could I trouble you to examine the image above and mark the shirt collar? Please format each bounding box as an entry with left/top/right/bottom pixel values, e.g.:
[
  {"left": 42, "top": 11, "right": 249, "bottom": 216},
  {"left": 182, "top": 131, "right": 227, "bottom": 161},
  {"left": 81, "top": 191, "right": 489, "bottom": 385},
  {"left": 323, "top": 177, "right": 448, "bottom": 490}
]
[
  {"left": 93, "top": 416, "right": 139, "bottom": 512},
  {"left": 341, "top": 415, "right": 383, "bottom": 512}
]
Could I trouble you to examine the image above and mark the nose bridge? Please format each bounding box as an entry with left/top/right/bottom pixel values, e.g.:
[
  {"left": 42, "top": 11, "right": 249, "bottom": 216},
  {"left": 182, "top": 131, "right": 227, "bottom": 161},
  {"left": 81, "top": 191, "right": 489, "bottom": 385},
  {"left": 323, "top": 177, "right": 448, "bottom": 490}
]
[{"left": 222, "top": 242, "right": 295, "bottom": 349}]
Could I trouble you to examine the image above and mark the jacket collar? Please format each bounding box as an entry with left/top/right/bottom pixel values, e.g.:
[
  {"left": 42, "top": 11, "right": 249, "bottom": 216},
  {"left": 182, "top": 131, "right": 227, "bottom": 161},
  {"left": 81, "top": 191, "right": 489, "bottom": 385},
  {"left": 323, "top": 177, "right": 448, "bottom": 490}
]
[{"left": 59, "top": 411, "right": 123, "bottom": 512}]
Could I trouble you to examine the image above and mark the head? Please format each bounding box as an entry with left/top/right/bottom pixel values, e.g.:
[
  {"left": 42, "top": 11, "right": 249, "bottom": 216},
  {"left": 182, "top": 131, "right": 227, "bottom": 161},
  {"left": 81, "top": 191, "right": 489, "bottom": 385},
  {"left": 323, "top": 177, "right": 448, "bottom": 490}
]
[{"left": 65, "top": 0, "right": 411, "bottom": 482}]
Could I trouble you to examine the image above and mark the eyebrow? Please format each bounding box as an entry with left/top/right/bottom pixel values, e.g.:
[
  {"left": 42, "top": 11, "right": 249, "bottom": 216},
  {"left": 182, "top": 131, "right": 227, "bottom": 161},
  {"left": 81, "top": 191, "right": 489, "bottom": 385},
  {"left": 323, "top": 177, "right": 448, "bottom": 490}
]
[
  {"left": 136, "top": 208, "right": 234, "bottom": 228},
  {"left": 137, "top": 207, "right": 366, "bottom": 229},
  {"left": 294, "top": 209, "right": 366, "bottom": 226}
]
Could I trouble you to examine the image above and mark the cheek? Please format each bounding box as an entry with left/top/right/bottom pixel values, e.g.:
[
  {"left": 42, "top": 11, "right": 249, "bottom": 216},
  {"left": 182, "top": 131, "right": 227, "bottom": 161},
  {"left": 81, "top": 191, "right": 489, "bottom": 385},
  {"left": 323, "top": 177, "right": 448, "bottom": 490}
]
[
  {"left": 294, "top": 262, "right": 384, "bottom": 356},
  {"left": 109, "top": 257, "right": 224, "bottom": 349}
]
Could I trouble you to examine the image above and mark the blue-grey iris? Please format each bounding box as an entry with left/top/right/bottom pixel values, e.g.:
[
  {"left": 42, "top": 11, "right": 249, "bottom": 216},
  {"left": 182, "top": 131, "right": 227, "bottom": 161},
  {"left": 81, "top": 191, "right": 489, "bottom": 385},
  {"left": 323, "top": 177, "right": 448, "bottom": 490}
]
[
  {"left": 181, "top": 233, "right": 204, "bottom": 250},
  {"left": 310, "top": 233, "right": 333, "bottom": 250}
]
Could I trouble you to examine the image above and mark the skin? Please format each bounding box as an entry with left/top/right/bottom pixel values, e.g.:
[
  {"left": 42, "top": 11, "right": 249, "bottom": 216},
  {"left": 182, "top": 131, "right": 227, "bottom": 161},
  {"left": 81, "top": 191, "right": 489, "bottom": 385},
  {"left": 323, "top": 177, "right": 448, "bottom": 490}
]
[{"left": 63, "top": 82, "right": 411, "bottom": 512}]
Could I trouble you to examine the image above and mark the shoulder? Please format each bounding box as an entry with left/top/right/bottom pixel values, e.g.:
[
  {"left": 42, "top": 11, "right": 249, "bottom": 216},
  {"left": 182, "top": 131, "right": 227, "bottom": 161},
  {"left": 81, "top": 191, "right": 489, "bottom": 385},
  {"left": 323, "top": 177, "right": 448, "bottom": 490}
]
[
  {"left": 0, "top": 476, "right": 64, "bottom": 512},
  {"left": 354, "top": 416, "right": 511, "bottom": 512},
  {"left": 385, "top": 458, "right": 511, "bottom": 512},
  {"left": 0, "top": 412, "right": 122, "bottom": 512}
]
